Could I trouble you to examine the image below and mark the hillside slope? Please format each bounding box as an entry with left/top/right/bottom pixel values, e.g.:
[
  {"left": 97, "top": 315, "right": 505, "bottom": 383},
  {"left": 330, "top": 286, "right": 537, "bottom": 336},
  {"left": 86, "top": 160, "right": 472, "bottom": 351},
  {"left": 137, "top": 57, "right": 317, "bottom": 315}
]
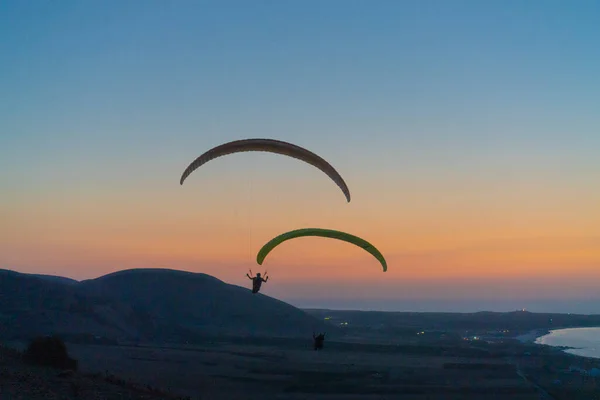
[
  {"left": 0, "top": 344, "right": 188, "bottom": 399},
  {"left": 0, "top": 269, "right": 145, "bottom": 341},
  {"left": 79, "top": 268, "right": 330, "bottom": 338},
  {"left": 1, "top": 268, "right": 330, "bottom": 342}
]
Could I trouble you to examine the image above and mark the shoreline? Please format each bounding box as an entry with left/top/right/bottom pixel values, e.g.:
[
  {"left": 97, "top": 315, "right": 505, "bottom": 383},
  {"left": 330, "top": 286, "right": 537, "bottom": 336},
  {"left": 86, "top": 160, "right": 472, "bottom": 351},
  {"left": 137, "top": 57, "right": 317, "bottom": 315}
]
[
  {"left": 516, "top": 327, "right": 600, "bottom": 361},
  {"left": 515, "top": 328, "right": 550, "bottom": 344}
]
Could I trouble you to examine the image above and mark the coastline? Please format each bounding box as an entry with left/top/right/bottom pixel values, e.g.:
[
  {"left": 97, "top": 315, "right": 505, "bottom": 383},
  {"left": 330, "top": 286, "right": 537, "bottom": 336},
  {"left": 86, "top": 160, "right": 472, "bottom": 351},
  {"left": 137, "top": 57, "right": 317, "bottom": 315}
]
[
  {"left": 515, "top": 328, "right": 550, "bottom": 344},
  {"left": 516, "top": 327, "right": 600, "bottom": 361}
]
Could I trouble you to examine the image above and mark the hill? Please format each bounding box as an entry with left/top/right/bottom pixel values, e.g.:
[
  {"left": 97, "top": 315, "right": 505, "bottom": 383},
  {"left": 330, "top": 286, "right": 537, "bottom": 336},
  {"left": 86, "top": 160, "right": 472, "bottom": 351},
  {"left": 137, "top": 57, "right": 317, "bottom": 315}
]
[
  {"left": 31, "top": 273, "right": 79, "bottom": 285},
  {"left": 0, "top": 268, "right": 330, "bottom": 344},
  {"left": 79, "top": 268, "right": 331, "bottom": 339},
  {"left": 0, "top": 269, "right": 152, "bottom": 342}
]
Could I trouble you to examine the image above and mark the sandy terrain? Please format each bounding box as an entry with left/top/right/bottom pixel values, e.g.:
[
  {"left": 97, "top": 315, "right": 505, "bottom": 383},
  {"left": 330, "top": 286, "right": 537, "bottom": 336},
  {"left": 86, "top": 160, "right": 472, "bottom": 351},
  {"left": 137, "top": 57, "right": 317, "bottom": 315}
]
[
  {"left": 0, "top": 346, "right": 187, "bottom": 400},
  {"left": 5, "top": 335, "right": 600, "bottom": 399},
  {"left": 62, "top": 340, "right": 540, "bottom": 400}
]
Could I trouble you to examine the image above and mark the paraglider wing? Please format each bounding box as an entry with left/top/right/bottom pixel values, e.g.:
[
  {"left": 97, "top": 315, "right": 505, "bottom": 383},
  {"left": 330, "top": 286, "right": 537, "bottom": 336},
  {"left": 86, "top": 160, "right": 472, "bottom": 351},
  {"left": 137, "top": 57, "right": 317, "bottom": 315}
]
[
  {"left": 179, "top": 139, "right": 351, "bottom": 202},
  {"left": 256, "top": 228, "right": 387, "bottom": 272}
]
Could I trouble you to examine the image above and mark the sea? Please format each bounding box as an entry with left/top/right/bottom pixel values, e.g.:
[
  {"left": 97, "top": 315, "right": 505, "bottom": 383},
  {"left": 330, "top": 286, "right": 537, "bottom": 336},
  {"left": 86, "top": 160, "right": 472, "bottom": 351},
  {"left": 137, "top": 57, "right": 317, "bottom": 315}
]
[{"left": 536, "top": 327, "right": 600, "bottom": 359}]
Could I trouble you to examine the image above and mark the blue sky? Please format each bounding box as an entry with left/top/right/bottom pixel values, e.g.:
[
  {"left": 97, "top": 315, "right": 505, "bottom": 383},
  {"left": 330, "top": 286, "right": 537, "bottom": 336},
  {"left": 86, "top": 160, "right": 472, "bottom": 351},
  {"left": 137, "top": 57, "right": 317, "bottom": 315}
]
[
  {"left": 3, "top": 1, "right": 599, "bottom": 164},
  {"left": 1, "top": 0, "right": 599, "bottom": 312}
]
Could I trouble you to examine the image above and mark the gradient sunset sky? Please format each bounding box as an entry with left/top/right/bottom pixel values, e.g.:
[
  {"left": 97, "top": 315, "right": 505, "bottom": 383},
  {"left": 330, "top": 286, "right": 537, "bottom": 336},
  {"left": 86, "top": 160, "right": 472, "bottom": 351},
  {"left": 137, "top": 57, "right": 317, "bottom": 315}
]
[{"left": 2, "top": 1, "right": 599, "bottom": 312}]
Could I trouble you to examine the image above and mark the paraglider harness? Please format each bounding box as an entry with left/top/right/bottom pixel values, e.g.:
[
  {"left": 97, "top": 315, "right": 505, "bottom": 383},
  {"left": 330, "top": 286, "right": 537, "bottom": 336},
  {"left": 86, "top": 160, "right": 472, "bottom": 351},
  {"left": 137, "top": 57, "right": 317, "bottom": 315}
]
[
  {"left": 313, "top": 332, "right": 325, "bottom": 350},
  {"left": 247, "top": 269, "right": 268, "bottom": 294}
]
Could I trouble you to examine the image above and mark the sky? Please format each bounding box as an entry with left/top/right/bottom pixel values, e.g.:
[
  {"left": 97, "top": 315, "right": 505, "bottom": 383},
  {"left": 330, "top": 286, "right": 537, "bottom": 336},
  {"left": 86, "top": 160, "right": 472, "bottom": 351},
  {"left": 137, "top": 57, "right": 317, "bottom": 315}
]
[{"left": 1, "top": 0, "right": 599, "bottom": 313}]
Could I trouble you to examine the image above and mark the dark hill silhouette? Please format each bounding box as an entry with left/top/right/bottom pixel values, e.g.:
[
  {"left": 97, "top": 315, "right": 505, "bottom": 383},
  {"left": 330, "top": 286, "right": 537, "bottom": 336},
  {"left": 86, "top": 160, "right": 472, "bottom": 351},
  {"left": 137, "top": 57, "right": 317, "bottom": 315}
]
[
  {"left": 0, "top": 269, "right": 140, "bottom": 341},
  {"left": 79, "top": 268, "right": 330, "bottom": 339},
  {"left": 31, "top": 274, "right": 79, "bottom": 286},
  {"left": 0, "top": 268, "right": 330, "bottom": 342}
]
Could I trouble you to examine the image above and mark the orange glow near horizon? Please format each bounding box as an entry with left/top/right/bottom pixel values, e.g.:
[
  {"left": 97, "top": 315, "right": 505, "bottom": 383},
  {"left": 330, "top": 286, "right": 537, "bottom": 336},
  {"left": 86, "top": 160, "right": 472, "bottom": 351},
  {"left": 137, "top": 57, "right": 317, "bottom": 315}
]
[{"left": 3, "top": 173, "right": 599, "bottom": 291}]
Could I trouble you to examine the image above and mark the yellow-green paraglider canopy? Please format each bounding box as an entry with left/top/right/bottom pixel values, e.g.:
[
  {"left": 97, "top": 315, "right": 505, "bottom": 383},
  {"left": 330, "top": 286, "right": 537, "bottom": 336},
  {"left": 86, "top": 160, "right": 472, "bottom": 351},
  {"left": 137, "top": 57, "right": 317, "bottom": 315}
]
[{"left": 256, "top": 228, "right": 387, "bottom": 272}]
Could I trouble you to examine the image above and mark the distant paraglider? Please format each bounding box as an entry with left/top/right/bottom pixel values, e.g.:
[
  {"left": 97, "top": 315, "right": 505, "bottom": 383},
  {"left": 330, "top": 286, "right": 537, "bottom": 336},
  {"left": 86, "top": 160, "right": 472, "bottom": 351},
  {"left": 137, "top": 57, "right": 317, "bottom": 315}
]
[
  {"left": 256, "top": 228, "right": 388, "bottom": 272},
  {"left": 313, "top": 332, "right": 326, "bottom": 351},
  {"left": 179, "top": 138, "right": 351, "bottom": 202}
]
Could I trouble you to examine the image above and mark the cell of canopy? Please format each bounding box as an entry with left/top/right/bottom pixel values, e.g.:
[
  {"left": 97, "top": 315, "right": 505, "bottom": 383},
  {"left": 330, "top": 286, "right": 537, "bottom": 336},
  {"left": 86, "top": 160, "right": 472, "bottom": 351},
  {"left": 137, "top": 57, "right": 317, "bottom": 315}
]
[
  {"left": 179, "top": 138, "right": 351, "bottom": 202},
  {"left": 256, "top": 228, "right": 387, "bottom": 272}
]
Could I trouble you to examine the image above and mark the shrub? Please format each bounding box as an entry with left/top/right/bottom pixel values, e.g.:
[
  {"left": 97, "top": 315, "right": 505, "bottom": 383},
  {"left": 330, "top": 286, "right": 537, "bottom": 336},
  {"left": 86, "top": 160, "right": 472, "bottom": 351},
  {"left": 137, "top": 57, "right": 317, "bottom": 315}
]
[{"left": 24, "top": 335, "right": 78, "bottom": 371}]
